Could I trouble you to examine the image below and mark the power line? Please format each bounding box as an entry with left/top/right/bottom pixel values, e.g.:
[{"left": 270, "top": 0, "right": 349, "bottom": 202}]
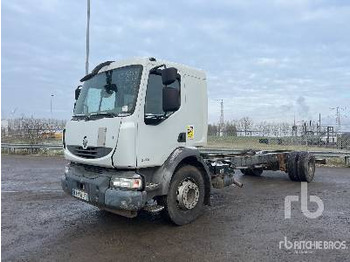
[{"left": 220, "top": 99, "right": 224, "bottom": 128}]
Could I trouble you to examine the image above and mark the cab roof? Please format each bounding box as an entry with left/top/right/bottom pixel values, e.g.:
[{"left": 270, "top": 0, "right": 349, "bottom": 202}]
[{"left": 96, "top": 57, "right": 206, "bottom": 80}]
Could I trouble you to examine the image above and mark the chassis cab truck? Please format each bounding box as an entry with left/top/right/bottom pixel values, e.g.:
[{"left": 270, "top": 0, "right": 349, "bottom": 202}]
[{"left": 62, "top": 57, "right": 316, "bottom": 225}]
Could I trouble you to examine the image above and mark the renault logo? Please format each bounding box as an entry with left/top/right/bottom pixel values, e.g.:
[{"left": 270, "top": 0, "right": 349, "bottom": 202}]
[{"left": 82, "top": 136, "right": 88, "bottom": 149}]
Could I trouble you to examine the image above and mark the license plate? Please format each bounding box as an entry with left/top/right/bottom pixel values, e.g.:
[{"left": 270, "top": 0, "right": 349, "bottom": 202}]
[{"left": 72, "top": 188, "right": 89, "bottom": 201}]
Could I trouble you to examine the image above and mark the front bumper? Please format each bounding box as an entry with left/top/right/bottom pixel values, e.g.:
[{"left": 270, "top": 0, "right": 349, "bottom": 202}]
[{"left": 61, "top": 163, "right": 147, "bottom": 212}]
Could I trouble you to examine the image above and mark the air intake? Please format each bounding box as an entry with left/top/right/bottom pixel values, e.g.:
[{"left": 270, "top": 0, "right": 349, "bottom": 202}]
[{"left": 67, "top": 146, "right": 113, "bottom": 159}]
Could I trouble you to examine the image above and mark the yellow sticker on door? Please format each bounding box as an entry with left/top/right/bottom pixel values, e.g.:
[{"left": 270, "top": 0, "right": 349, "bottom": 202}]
[{"left": 187, "top": 125, "right": 194, "bottom": 140}]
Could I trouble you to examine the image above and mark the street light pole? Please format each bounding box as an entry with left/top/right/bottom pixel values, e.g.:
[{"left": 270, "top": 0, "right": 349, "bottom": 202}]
[
  {"left": 50, "top": 94, "right": 54, "bottom": 118},
  {"left": 85, "top": 0, "right": 90, "bottom": 75}
]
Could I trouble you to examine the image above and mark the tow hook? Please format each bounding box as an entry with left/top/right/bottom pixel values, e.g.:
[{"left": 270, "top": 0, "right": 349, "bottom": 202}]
[{"left": 143, "top": 199, "right": 165, "bottom": 213}]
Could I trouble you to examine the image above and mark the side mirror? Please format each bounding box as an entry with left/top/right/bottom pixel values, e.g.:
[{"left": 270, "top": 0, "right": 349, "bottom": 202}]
[
  {"left": 162, "top": 67, "right": 178, "bottom": 85},
  {"left": 163, "top": 87, "right": 180, "bottom": 112},
  {"left": 75, "top": 85, "right": 82, "bottom": 100}
]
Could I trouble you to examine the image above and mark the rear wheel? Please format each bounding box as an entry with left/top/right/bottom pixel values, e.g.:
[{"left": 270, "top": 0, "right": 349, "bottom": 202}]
[
  {"left": 163, "top": 165, "right": 205, "bottom": 225},
  {"left": 287, "top": 152, "right": 316, "bottom": 182},
  {"left": 297, "top": 152, "right": 315, "bottom": 182},
  {"left": 240, "top": 168, "right": 263, "bottom": 176},
  {"left": 287, "top": 152, "right": 300, "bottom": 181}
]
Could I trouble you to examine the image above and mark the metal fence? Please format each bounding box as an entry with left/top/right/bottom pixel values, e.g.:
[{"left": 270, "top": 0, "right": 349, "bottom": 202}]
[
  {"left": 208, "top": 121, "right": 350, "bottom": 151},
  {"left": 1, "top": 118, "right": 65, "bottom": 144}
]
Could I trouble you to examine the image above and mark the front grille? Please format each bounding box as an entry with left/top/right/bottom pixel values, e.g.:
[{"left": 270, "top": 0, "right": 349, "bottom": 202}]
[{"left": 67, "top": 145, "right": 113, "bottom": 159}]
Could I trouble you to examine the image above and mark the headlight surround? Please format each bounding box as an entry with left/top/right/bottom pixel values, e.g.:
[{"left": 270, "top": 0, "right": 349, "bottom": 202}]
[{"left": 110, "top": 175, "right": 143, "bottom": 190}]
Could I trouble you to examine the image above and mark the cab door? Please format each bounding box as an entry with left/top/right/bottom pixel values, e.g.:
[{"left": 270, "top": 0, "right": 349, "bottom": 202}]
[{"left": 136, "top": 68, "right": 185, "bottom": 168}]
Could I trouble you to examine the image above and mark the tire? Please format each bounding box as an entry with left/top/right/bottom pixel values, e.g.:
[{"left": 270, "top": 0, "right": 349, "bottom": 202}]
[
  {"left": 240, "top": 168, "right": 263, "bottom": 176},
  {"left": 297, "top": 152, "right": 315, "bottom": 182},
  {"left": 287, "top": 152, "right": 300, "bottom": 181},
  {"left": 163, "top": 165, "right": 205, "bottom": 226}
]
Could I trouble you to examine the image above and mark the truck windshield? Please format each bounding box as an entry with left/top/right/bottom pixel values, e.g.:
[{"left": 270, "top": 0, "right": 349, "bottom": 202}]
[{"left": 74, "top": 65, "right": 143, "bottom": 118}]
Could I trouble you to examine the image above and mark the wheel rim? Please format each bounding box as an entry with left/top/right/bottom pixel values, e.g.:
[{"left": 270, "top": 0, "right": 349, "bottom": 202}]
[
  {"left": 308, "top": 159, "right": 315, "bottom": 177},
  {"left": 176, "top": 178, "right": 200, "bottom": 210}
]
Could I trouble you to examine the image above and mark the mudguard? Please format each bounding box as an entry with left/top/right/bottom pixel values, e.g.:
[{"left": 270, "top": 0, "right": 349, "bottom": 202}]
[{"left": 152, "top": 147, "right": 211, "bottom": 205}]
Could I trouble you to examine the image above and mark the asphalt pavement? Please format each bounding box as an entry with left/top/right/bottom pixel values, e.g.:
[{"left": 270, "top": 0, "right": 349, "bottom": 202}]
[{"left": 1, "top": 155, "right": 349, "bottom": 261}]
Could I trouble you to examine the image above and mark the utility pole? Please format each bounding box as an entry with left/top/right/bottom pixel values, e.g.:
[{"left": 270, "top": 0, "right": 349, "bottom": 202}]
[
  {"left": 292, "top": 115, "right": 297, "bottom": 137},
  {"left": 336, "top": 107, "right": 340, "bottom": 127},
  {"left": 219, "top": 99, "right": 224, "bottom": 136},
  {"left": 318, "top": 113, "right": 321, "bottom": 135},
  {"left": 50, "top": 94, "right": 54, "bottom": 118},
  {"left": 330, "top": 106, "right": 345, "bottom": 132},
  {"left": 85, "top": 0, "right": 90, "bottom": 75}
]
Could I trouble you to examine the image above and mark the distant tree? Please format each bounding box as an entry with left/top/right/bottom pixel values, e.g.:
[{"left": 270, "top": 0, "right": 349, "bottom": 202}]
[
  {"left": 5, "top": 117, "right": 67, "bottom": 143},
  {"left": 257, "top": 121, "right": 269, "bottom": 137},
  {"left": 225, "top": 121, "right": 237, "bottom": 136},
  {"left": 208, "top": 124, "right": 219, "bottom": 136},
  {"left": 21, "top": 117, "right": 46, "bottom": 144},
  {"left": 271, "top": 123, "right": 280, "bottom": 137},
  {"left": 280, "top": 122, "right": 291, "bottom": 137},
  {"left": 239, "top": 117, "right": 253, "bottom": 136}
]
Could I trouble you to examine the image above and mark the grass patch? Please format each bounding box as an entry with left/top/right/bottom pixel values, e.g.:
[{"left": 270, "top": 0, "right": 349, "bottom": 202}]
[
  {"left": 319, "top": 157, "right": 349, "bottom": 168},
  {"left": 207, "top": 136, "right": 346, "bottom": 152}
]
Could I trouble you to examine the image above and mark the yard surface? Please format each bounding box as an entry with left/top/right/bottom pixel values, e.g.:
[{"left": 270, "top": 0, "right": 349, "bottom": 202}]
[{"left": 1, "top": 155, "right": 349, "bottom": 261}]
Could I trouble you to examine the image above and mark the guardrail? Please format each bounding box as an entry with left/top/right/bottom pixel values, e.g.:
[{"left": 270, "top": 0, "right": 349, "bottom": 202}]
[{"left": 1, "top": 143, "right": 62, "bottom": 153}]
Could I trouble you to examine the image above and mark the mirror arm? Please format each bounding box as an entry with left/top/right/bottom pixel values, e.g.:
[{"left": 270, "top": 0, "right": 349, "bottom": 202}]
[
  {"left": 150, "top": 64, "right": 166, "bottom": 73},
  {"left": 75, "top": 85, "right": 82, "bottom": 100}
]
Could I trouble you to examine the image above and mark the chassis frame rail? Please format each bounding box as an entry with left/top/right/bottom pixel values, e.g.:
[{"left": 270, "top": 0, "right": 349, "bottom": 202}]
[{"left": 200, "top": 149, "right": 316, "bottom": 183}]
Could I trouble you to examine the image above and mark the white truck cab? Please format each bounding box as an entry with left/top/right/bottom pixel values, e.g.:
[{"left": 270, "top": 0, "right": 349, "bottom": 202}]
[
  {"left": 62, "top": 57, "right": 211, "bottom": 225},
  {"left": 64, "top": 57, "right": 207, "bottom": 168}
]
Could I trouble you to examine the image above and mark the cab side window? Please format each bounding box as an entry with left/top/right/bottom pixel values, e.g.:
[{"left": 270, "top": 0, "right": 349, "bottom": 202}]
[{"left": 144, "top": 72, "right": 180, "bottom": 125}]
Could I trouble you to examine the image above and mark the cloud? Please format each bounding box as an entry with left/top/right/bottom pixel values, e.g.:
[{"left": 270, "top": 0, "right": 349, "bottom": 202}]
[
  {"left": 4, "top": 2, "right": 31, "bottom": 14},
  {"left": 256, "top": 58, "right": 279, "bottom": 66},
  {"left": 296, "top": 96, "right": 310, "bottom": 118},
  {"left": 2, "top": 0, "right": 350, "bottom": 131}
]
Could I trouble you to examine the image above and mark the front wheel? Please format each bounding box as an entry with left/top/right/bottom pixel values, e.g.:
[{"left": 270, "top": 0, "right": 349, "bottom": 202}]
[{"left": 163, "top": 165, "right": 205, "bottom": 225}]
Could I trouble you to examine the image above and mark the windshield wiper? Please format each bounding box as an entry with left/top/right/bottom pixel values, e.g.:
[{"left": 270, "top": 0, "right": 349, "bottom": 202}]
[
  {"left": 117, "top": 112, "right": 132, "bottom": 117},
  {"left": 72, "top": 114, "right": 89, "bottom": 120},
  {"left": 73, "top": 112, "right": 118, "bottom": 121},
  {"left": 88, "top": 112, "right": 117, "bottom": 119}
]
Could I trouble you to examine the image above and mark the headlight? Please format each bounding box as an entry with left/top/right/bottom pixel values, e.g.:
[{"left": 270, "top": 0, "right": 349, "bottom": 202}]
[{"left": 111, "top": 175, "right": 143, "bottom": 190}]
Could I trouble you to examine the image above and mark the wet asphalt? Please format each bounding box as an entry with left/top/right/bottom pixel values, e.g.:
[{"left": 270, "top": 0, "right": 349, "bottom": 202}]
[{"left": 1, "top": 155, "right": 349, "bottom": 262}]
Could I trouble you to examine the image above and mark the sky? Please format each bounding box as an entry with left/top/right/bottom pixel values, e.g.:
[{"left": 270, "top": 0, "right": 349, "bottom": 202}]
[{"left": 2, "top": 0, "right": 350, "bottom": 129}]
